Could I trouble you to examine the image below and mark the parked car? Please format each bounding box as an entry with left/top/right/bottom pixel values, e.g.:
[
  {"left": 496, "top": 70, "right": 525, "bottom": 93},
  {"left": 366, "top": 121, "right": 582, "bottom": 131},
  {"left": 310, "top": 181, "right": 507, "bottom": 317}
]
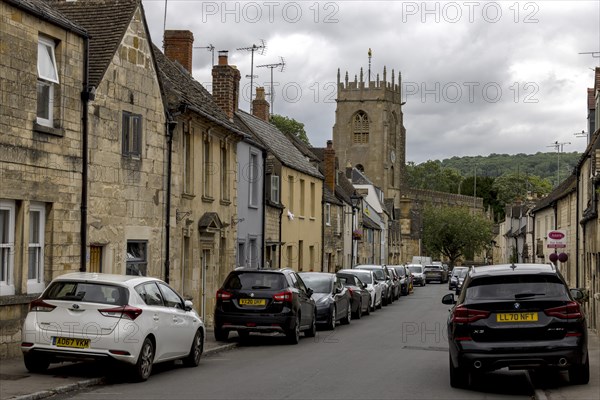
[
  {"left": 336, "top": 272, "right": 371, "bottom": 318},
  {"left": 407, "top": 264, "right": 426, "bottom": 287},
  {"left": 337, "top": 269, "right": 382, "bottom": 311},
  {"left": 424, "top": 264, "right": 449, "bottom": 283},
  {"left": 214, "top": 268, "right": 316, "bottom": 344},
  {"left": 300, "top": 272, "right": 352, "bottom": 329},
  {"left": 21, "top": 272, "right": 205, "bottom": 381},
  {"left": 442, "top": 263, "right": 589, "bottom": 388},
  {"left": 448, "top": 267, "right": 469, "bottom": 290},
  {"left": 450, "top": 267, "right": 469, "bottom": 291},
  {"left": 387, "top": 267, "right": 401, "bottom": 300},
  {"left": 354, "top": 265, "right": 392, "bottom": 306},
  {"left": 389, "top": 265, "right": 411, "bottom": 296}
]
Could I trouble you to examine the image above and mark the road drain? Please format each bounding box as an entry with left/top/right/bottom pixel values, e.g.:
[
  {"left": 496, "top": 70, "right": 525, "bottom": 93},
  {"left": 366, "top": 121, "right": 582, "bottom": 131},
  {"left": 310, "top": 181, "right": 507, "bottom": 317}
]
[{"left": 402, "top": 345, "right": 448, "bottom": 352}]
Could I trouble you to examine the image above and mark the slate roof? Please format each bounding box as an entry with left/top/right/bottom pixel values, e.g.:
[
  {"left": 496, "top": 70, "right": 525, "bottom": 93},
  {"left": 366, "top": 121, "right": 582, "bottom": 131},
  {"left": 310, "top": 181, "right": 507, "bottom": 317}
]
[
  {"left": 531, "top": 174, "right": 577, "bottom": 213},
  {"left": 336, "top": 170, "right": 356, "bottom": 204},
  {"left": 236, "top": 111, "right": 323, "bottom": 179},
  {"left": 351, "top": 168, "right": 375, "bottom": 185},
  {"left": 324, "top": 186, "right": 342, "bottom": 206},
  {"left": 7, "top": 0, "right": 87, "bottom": 35},
  {"left": 152, "top": 45, "right": 247, "bottom": 138},
  {"left": 48, "top": 0, "right": 141, "bottom": 87}
]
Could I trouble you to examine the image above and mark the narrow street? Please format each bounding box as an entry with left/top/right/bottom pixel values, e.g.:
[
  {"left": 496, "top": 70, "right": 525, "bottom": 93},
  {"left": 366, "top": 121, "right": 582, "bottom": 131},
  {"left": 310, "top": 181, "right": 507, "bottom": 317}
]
[{"left": 57, "top": 284, "right": 537, "bottom": 400}]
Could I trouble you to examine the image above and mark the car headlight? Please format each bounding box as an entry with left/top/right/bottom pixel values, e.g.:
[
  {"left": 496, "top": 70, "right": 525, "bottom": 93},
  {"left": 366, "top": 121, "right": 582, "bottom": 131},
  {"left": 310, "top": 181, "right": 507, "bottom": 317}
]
[{"left": 316, "top": 296, "right": 332, "bottom": 305}]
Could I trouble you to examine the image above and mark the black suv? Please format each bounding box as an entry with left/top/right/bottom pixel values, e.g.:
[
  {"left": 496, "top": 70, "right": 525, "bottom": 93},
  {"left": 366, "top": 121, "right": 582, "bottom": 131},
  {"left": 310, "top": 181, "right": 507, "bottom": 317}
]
[
  {"left": 214, "top": 268, "right": 316, "bottom": 344},
  {"left": 442, "top": 263, "right": 589, "bottom": 388}
]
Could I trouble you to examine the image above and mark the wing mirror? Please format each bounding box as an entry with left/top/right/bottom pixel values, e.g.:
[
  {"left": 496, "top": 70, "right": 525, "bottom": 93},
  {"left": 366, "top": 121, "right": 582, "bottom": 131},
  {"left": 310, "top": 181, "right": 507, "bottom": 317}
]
[
  {"left": 306, "top": 287, "right": 314, "bottom": 297},
  {"left": 442, "top": 293, "right": 456, "bottom": 305},
  {"left": 184, "top": 300, "right": 194, "bottom": 311}
]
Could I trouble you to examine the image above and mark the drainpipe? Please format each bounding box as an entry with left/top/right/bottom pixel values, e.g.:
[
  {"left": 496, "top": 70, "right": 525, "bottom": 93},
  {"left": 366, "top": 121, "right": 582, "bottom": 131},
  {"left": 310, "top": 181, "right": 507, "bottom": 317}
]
[
  {"left": 261, "top": 149, "right": 267, "bottom": 268},
  {"left": 80, "top": 36, "right": 92, "bottom": 272},
  {"left": 321, "top": 199, "right": 325, "bottom": 271},
  {"left": 164, "top": 118, "right": 177, "bottom": 283},
  {"left": 278, "top": 207, "right": 283, "bottom": 268},
  {"left": 575, "top": 165, "right": 581, "bottom": 288}
]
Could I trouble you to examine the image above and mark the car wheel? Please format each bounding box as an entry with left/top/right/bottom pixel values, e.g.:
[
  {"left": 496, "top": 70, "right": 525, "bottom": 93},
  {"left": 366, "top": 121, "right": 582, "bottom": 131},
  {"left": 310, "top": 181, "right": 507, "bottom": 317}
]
[
  {"left": 376, "top": 295, "right": 382, "bottom": 309},
  {"left": 23, "top": 353, "right": 50, "bottom": 373},
  {"left": 286, "top": 315, "right": 301, "bottom": 344},
  {"left": 341, "top": 304, "right": 351, "bottom": 325},
  {"left": 449, "top": 354, "right": 468, "bottom": 388},
  {"left": 365, "top": 296, "right": 371, "bottom": 315},
  {"left": 182, "top": 329, "right": 203, "bottom": 367},
  {"left": 214, "top": 325, "right": 229, "bottom": 342},
  {"left": 305, "top": 310, "right": 317, "bottom": 337},
  {"left": 568, "top": 353, "right": 590, "bottom": 385},
  {"left": 355, "top": 300, "right": 363, "bottom": 319},
  {"left": 328, "top": 306, "right": 337, "bottom": 330},
  {"left": 133, "top": 337, "right": 154, "bottom": 382}
]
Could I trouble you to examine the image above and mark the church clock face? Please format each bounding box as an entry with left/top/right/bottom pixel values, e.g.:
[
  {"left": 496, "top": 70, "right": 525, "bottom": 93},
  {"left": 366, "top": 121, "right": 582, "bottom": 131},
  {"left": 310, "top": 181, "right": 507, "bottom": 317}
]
[{"left": 390, "top": 150, "right": 396, "bottom": 163}]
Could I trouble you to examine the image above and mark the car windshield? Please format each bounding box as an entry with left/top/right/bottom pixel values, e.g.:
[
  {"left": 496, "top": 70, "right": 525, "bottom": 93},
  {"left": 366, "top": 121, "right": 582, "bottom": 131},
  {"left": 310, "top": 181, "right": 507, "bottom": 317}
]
[
  {"left": 360, "top": 268, "right": 385, "bottom": 280},
  {"left": 43, "top": 282, "right": 128, "bottom": 305},
  {"left": 408, "top": 266, "right": 422, "bottom": 273},
  {"left": 350, "top": 271, "right": 372, "bottom": 284},
  {"left": 300, "top": 275, "right": 332, "bottom": 293},
  {"left": 457, "top": 269, "right": 468, "bottom": 278},
  {"left": 465, "top": 275, "right": 568, "bottom": 301},
  {"left": 394, "top": 267, "right": 406, "bottom": 275},
  {"left": 223, "top": 272, "right": 286, "bottom": 290}
]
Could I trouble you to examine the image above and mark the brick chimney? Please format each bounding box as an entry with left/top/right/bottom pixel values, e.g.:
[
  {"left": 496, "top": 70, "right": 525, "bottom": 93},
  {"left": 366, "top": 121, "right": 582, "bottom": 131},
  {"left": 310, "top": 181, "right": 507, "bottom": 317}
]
[
  {"left": 252, "top": 87, "right": 270, "bottom": 122},
  {"left": 163, "top": 30, "right": 194, "bottom": 73},
  {"left": 212, "top": 50, "right": 241, "bottom": 120},
  {"left": 324, "top": 140, "right": 336, "bottom": 192}
]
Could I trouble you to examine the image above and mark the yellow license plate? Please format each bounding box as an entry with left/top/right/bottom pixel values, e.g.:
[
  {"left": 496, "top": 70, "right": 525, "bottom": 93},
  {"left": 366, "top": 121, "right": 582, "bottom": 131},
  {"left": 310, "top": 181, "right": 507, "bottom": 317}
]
[
  {"left": 239, "top": 298, "right": 266, "bottom": 306},
  {"left": 54, "top": 337, "right": 90, "bottom": 348},
  {"left": 496, "top": 312, "right": 538, "bottom": 322}
]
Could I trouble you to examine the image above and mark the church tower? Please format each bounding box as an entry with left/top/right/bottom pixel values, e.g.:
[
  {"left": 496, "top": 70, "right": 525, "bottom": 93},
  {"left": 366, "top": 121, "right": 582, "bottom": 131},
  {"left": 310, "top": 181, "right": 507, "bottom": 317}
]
[{"left": 332, "top": 66, "right": 406, "bottom": 205}]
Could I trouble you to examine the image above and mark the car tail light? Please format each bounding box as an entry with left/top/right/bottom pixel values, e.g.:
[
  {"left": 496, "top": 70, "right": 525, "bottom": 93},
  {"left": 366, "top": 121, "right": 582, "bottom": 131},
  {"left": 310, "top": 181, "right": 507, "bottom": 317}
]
[
  {"left": 29, "top": 299, "right": 56, "bottom": 312},
  {"left": 99, "top": 305, "right": 143, "bottom": 320},
  {"left": 216, "top": 289, "right": 232, "bottom": 301},
  {"left": 451, "top": 305, "right": 490, "bottom": 323},
  {"left": 273, "top": 289, "right": 293, "bottom": 302},
  {"left": 347, "top": 287, "right": 354, "bottom": 296},
  {"left": 544, "top": 301, "right": 582, "bottom": 319}
]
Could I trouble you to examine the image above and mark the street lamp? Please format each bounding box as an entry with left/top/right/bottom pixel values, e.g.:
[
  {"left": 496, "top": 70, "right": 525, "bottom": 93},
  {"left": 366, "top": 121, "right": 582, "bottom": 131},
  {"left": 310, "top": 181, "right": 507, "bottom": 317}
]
[{"left": 350, "top": 191, "right": 362, "bottom": 268}]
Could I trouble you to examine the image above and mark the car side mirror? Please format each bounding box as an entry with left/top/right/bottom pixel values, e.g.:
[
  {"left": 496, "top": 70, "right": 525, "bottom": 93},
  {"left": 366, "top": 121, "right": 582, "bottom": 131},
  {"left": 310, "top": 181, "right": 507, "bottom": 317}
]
[
  {"left": 362, "top": 283, "right": 367, "bottom": 289},
  {"left": 184, "top": 300, "right": 194, "bottom": 311},
  {"left": 442, "top": 293, "right": 456, "bottom": 305},
  {"left": 334, "top": 286, "right": 342, "bottom": 294},
  {"left": 570, "top": 288, "right": 586, "bottom": 302},
  {"left": 306, "top": 288, "right": 314, "bottom": 297}
]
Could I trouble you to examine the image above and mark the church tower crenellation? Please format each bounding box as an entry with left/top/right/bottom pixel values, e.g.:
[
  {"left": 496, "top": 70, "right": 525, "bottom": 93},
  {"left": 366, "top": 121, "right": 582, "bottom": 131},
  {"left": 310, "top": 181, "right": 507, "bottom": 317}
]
[{"left": 333, "top": 66, "right": 406, "bottom": 206}]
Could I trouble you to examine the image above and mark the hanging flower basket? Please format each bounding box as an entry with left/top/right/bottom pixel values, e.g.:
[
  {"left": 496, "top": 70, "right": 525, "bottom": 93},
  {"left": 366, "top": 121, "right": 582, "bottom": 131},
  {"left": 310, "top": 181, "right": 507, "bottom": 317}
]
[{"left": 352, "top": 229, "right": 363, "bottom": 240}]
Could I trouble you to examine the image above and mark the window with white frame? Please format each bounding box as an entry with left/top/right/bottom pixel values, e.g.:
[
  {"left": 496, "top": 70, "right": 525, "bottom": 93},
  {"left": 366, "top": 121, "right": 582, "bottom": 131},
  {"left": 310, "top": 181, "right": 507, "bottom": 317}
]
[
  {"left": 126, "top": 241, "right": 147, "bottom": 276},
  {"left": 122, "top": 111, "right": 143, "bottom": 157},
  {"left": 183, "top": 126, "right": 193, "bottom": 194},
  {"left": 0, "top": 200, "right": 16, "bottom": 295},
  {"left": 325, "top": 203, "right": 331, "bottom": 225},
  {"left": 27, "top": 203, "right": 46, "bottom": 293},
  {"left": 37, "top": 36, "right": 59, "bottom": 127},
  {"left": 271, "top": 175, "right": 280, "bottom": 203}
]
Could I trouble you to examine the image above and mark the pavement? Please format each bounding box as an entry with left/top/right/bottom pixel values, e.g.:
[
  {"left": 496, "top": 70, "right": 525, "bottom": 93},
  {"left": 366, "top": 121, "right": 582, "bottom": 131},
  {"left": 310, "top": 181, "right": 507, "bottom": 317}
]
[
  {"left": 0, "top": 328, "right": 238, "bottom": 400},
  {"left": 1, "top": 329, "right": 598, "bottom": 400}
]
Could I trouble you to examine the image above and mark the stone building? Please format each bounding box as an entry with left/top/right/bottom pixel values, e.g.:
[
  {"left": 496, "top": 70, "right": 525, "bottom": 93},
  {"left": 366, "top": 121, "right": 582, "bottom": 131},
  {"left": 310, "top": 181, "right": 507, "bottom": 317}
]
[
  {"left": 0, "top": 0, "right": 87, "bottom": 358},
  {"left": 154, "top": 32, "right": 251, "bottom": 323}
]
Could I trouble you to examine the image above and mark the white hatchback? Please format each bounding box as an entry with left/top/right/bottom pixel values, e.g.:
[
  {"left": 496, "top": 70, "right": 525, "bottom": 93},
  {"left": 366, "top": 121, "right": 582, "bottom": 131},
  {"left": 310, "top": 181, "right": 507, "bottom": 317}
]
[{"left": 21, "top": 272, "right": 205, "bottom": 381}]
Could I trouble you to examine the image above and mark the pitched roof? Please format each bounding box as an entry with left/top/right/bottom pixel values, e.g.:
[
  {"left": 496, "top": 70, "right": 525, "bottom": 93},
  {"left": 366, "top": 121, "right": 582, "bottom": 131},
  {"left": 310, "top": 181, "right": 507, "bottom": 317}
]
[
  {"left": 7, "top": 0, "right": 87, "bottom": 35},
  {"left": 152, "top": 45, "right": 246, "bottom": 137},
  {"left": 48, "top": 0, "right": 141, "bottom": 87},
  {"left": 351, "top": 167, "right": 375, "bottom": 185},
  {"left": 531, "top": 174, "right": 577, "bottom": 213},
  {"left": 236, "top": 111, "right": 323, "bottom": 179},
  {"left": 324, "top": 186, "right": 342, "bottom": 205}
]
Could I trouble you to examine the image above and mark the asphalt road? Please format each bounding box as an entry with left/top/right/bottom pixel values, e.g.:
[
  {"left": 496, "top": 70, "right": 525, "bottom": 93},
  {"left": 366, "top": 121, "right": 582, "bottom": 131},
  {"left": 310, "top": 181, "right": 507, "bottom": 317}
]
[{"left": 57, "top": 282, "right": 537, "bottom": 400}]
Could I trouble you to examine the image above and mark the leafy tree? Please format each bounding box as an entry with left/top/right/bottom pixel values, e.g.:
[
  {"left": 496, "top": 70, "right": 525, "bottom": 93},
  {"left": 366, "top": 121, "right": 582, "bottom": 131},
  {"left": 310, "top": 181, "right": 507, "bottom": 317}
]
[
  {"left": 492, "top": 172, "right": 552, "bottom": 205},
  {"left": 405, "top": 161, "right": 463, "bottom": 193},
  {"left": 422, "top": 206, "right": 494, "bottom": 268},
  {"left": 269, "top": 114, "right": 311, "bottom": 146}
]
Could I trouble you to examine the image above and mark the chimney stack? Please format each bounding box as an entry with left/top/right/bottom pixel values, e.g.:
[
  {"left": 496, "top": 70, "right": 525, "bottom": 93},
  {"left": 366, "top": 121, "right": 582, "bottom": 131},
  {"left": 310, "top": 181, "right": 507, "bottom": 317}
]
[
  {"left": 252, "top": 87, "right": 270, "bottom": 122},
  {"left": 324, "top": 140, "right": 336, "bottom": 192},
  {"left": 212, "top": 50, "right": 241, "bottom": 120},
  {"left": 163, "top": 30, "right": 194, "bottom": 73}
]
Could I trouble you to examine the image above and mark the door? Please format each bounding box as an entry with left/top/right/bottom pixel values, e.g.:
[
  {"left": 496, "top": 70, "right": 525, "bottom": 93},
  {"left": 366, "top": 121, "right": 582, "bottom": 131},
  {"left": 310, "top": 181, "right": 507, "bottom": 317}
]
[
  {"left": 89, "top": 246, "right": 102, "bottom": 272},
  {"left": 157, "top": 282, "right": 195, "bottom": 357}
]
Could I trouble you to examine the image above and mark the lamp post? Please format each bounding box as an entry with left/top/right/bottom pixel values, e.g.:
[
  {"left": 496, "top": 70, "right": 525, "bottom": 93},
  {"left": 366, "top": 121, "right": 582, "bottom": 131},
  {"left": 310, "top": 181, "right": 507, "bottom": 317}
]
[{"left": 350, "top": 191, "right": 362, "bottom": 268}]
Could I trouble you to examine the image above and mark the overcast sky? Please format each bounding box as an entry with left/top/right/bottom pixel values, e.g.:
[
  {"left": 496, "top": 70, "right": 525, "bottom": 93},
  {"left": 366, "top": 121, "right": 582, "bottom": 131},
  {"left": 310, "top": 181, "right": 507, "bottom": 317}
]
[{"left": 142, "top": 0, "right": 599, "bottom": 163}]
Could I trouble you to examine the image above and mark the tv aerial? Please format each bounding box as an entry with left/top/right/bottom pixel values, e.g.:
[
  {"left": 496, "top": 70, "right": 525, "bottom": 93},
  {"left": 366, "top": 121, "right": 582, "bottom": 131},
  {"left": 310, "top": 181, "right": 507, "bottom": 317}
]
[
  {"left": 257, "top": 57, "right": 286, "bottom": 115},
  {"left": 194, "top": 43, "right": 215, "bottom": 66},
  {"left": 237, "top": 40, "right": 267, "bottom": 108}
]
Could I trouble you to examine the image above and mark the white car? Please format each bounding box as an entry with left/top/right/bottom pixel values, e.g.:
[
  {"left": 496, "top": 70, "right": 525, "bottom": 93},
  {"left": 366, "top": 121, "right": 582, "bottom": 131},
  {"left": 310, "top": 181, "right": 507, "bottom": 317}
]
[
  {"left": 21, "top": 272, "right": 205, "bottom": 381},
  {"left": 337, "top": 269, "right": 382, "bottom": 311},
  {"left": 407, "top": 264, "right": 426, "bottom": 287}
]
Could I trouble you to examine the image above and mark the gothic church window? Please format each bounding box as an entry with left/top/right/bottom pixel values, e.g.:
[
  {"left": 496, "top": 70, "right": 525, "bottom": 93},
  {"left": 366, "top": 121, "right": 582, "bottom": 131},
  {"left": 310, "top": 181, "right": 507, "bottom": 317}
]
[{"left": 353, "top": 111, "right": 369, "bottom": 144}]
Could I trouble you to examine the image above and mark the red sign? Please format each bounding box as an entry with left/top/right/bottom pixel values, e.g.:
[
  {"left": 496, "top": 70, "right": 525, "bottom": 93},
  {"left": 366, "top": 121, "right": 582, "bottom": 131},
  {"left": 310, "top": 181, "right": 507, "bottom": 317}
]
[
  {"left": 548, "top": 231, "right": 565, "bottom": 240},
  {"left": 547, "top": 230, "right": 567, "bottom": 248}
]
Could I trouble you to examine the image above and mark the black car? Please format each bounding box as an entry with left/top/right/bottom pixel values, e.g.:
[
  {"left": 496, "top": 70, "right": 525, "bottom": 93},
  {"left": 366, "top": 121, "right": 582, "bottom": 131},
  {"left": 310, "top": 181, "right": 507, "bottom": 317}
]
[
  {"left": 214, "top": 268, "right": 317, "bottom": 344},
  {"left": 389, "top": 265, "right": 411, "bottom": 296},
  {"left": 424, "top": 264, "right": 449, "bottom": 283},
  {"left": 299, "top": 272, "right": 352, "bottom": 330},
  {"left": 448, "top": 267, "right": 469, "bottom": 290},
  {"left": 336, "top": 272, "right": 371, "bottom": 318},
  {"left": 442, "top": 263, "right": 589, "bottom": 388}
]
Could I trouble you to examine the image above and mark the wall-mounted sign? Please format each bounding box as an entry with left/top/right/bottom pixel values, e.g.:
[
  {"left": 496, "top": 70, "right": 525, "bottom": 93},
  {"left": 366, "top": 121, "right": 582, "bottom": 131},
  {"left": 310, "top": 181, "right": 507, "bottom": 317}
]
[{"left": 547, "top": 230, "right": 567, "bottom": 248}]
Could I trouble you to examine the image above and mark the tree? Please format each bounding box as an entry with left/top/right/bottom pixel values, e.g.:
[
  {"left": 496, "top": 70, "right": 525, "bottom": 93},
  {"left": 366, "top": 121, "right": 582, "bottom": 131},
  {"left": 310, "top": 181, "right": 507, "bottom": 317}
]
[
  {"left": 422, "top": 206, "right": 494, "bottom": 268},
  {"left": 492, "top": 172, "right": 552, "bottom": 206},
  {"left": 405, "top": 161, "right": 463, "bottom": 193},
  {"left": 269, "top": 114, "right": 311, "bottom": 146}
]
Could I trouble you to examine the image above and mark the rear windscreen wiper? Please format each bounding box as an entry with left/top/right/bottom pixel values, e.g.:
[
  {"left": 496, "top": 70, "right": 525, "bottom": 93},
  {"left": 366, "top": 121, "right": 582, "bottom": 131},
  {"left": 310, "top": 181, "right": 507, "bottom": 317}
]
[{"left": 514, "top": 292, "right": 545, "bottom": 299}]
